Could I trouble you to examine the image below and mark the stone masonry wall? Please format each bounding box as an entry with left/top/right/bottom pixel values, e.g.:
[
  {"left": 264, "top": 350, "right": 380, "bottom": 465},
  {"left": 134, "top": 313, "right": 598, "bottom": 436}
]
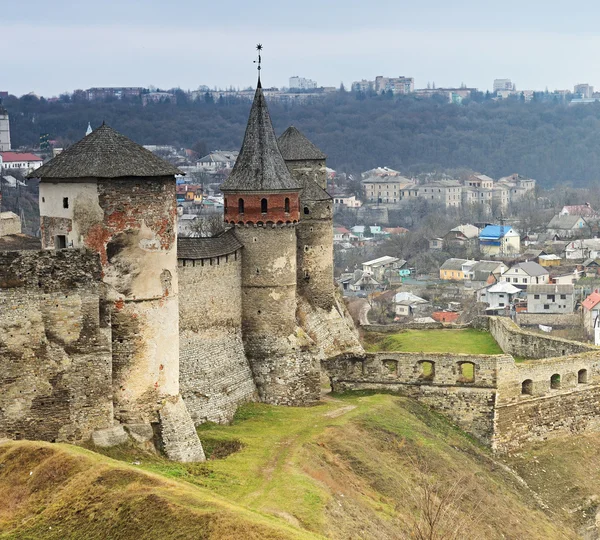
[
  {"left": 516, "top": 312, "right": 581, "bottom": 329},
  {"left": 178, "top": 251, "right": 257, "bottom": 424},
  {"left": 489, "top": 316, "right": 596, "bottom": 358},
  {"left": 0, "top": 249, "right": 113, "bottom": 442},
  {"left": 323, "top": 352, "right": 511, "bottom": 445}
]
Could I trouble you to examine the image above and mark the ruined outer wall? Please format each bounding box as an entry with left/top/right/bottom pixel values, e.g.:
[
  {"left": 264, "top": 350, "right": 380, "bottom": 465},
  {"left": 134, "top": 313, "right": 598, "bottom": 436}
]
[
  {"left": 323, "top": 352, "right": 511, "bottom": 445},
  {"left": 178, "top": 250, "right": 257, "bottom": 424},
  {"left": 488, "top": 316, "right": 595, "bottom": 358},
  {"left": 516, "top": 312, "right": 581, "bottom": 328},
  {"left": 493, "top": 351, "right": 600, "bottom": 451},
  {"left": 0, "top": 249, "right": 112, "bottom": 442}
]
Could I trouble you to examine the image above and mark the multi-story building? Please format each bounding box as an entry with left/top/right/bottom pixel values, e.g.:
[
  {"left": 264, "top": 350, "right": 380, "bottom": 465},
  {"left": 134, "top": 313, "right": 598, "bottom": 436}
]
[
  {"left": 351, "top": 80, "right": 373, "bottom": 92},
  {"left": 574, "top": 84, "right": 594, "bottom": 98},
  {"left": 527, "top": 284, "right": 574, "bottom": 314},
  {"left": 289, "top": 76, "right": 317, "bottom": 90},
  {"left": 0, "top": 152, "right": 43, "bottom": 172},
  {"left": 374, "top": 76, "right": 414, "bottom": 94},
  {"left": 86, "top": 87, "right": 144, "bottom": 100},
  {"left": 493, "top": 79, "right": 515, "bottom": 92},
  {"left": 418, "top": 180, "right": 462, "bottom": 208},
  {"left": 479, "top": 224, "right": 521, "bottom": 256},
  {"left": 500, "top": 262, "right": 549, "bottom": 289},
  {"left": 362, "top": 175, "right": 415, "bottom": 204}
]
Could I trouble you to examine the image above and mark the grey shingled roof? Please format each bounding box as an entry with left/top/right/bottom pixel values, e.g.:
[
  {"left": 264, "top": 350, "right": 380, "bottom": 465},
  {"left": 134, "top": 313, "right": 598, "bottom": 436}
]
[
  {"left": 527, "top": 284, "right": 573, "bottom": 295},
  {"left": 301, "top": 178, "right": 332, "bottom": 202},
  {"left": 177, "top": 228, "right": 242, "bottom": 260},
  {"left": 547, "top": 214, "right": 587, "bottom": 230},
  {"left": 440, "top": 258, "right": 469, "bottom": 271},
  {"left": 28, "top": 123, "right": 182, "bottom": 179},
  {"left": 277, "top": 126, "right": 326, "bottom": 161},
  {"left": 512, "top": 261, "right": 549, "bottom": 276},
  {"left": 220, "top": 83, "right": 301, "bottom": 193}
]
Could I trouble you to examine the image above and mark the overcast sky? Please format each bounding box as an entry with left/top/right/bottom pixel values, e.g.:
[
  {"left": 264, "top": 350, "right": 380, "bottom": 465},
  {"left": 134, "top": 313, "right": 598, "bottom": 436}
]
[{"left": 5, "top": 0, "right": 600, "bottom": 96}]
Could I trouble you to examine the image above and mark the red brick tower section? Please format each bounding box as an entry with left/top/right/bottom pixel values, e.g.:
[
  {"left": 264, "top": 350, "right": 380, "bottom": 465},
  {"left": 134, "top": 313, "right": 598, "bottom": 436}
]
[
  {"left": 30, "top": 125, "right": 205, "bottom": 462},
  {"left": 221, "top": 81, "right": 320, "bottom": 406},
  {"left": 278, "top": 126, "right": 335, "bottom": 311}
]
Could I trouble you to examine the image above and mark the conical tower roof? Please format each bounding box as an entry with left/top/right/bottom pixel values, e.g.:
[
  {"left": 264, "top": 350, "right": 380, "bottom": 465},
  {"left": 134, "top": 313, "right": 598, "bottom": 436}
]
[
  {"left": 301, "top": 177, "right": 332, "bottom": 202},
  {"left": 28, "top": 123, "right": 182, "bottom": 179},
  {"left": 220, "top": 83, "right": 301, "bottom": 193},
  {"left": 278, "top": 125, "right": 326, "bottom": 161}
]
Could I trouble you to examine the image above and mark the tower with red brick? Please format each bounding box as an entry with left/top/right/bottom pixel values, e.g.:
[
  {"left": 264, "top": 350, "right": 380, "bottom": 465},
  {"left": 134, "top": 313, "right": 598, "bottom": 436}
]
[{"left": 221, "top": 81, "right": 320, "bottom": 405}]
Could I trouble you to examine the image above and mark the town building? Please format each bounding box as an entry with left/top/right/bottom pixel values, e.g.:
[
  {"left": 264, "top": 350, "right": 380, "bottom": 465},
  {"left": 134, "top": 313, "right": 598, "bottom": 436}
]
[
  {"left": 500, "top": 261, "right": 549, "bottom": 289},
  {"left": 582, "top": 291, "right": 600, "bottom": 340},
  {"left": 574, "top": 84, "right": 594, "bottom": 98},
  {"left": 333, "top": 193, "right": 362, "bottom": 208},
  {"left": 289, "top": 76, "right": 317, "bottom": 90},
  {"left": 493, "top": 79, "right": 515, "bottom": 92},
  {"left": 560, "top": 203, "right": 596, "bottom": 217},
  {"left": 479, "top": 224, "right": 521, "bottom": 256},
  {"left": 439, "top": 258, "right": 475, "bottom": 280},
  {"left": 418, "top": 180, "right": 462, "bottom": 208},
  {"left": 86, "top": 87, "right": 144, "bottom": 100},
  {"left": 362, "top": 256, "right": 406, "bottom": 282},
  {"left": 444, "top": 224, "right": 479, "bottom": 248},
  {"left": 197, "top": 151, "right": 239, "bottom": 172},
  {"left": 467, "top": 260, "right": 507, "bottom": 284},
  {"left": 0, "top": 152, "right": 43, "bottom": 172},
  {"left": 564, "top": 238, "right": 600, "bottom": 260},
  {"left": 393, "top": 292, "right": 430, "bottom": 317},
  {"left": 547, "top": 214, "right": 589, "bottom": 238},
  {"left": 527, "top": 284, "right": 575, "bottom": 314},
  {"left": 362, "top": 175, "right": 414, "bottom": 204},
  {"left": 477, "top": 282, "right": 521, "bottom": 310}
]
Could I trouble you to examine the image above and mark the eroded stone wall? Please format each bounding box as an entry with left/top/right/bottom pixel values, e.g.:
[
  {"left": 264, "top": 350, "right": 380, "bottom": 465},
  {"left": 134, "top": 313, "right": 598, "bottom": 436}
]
[
  {"left": 178, "top": 251, "right": 257, "bottom": 424},
  {"left": 0, "top": 249, "right": 113, "bottom": 442},
  {"left": 489, "top": 316, "right": 595, "bottom": 358},
  {"left": 323, "top": 352, "right": 510, "bottom": 444}
]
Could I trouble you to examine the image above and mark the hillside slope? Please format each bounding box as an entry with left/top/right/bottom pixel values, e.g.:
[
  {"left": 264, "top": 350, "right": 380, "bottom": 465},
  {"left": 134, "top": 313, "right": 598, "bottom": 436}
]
[{"left": 0, "top": 394, "right": 585, "bottom": 539}]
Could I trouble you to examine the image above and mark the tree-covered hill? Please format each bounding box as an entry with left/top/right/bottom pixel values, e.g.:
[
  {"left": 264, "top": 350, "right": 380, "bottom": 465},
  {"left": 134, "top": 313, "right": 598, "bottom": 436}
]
[{"left": 7, "top": 91, "right": 600, "bottom": 187}]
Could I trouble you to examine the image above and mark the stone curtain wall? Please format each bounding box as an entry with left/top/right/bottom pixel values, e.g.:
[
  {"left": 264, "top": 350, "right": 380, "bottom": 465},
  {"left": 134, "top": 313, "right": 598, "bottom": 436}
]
[
  {"left": 0, "top": 249, "right": 113, "bottom": 442},
  {"left": 178, "top": 251, "right": 257, "bottom": 424},
  {"left": 323, "top": 352, "right": 513, "bottom": 445},
  {"left": 516, "top": 312, "right": 581, "bottom": 329},
  {"left": 493, "top": 351, "right": 600, "bottom": 451},
  {"left": 488, "top": 316, "right": 595, "bottom": 358}
]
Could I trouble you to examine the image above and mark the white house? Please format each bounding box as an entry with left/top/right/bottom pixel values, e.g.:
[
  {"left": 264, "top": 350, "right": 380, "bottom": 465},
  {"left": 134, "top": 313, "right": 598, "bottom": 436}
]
[
  {"left": 362, "top": 256, "right": 405, "bottom": 281},
  {"left": 394, "top": 292, "right": 430, "bottom": 317},
  {"left": 564, "top": 238, "right": 600, "bottom": 260},
  {"left": 500, "top": 261, "right": 549, "bottom": 289},
  {"left": 333, "top": 194, "right": 362, "bottom": 208},
  {"left": 0, "top": 152, "right": 43, "bottom": 172},
  {"left": 477, "top": 282, "right": 521, "bottom": 309},
  {"left": 527, "top": 284, "right": 574, "bottom": 314}
]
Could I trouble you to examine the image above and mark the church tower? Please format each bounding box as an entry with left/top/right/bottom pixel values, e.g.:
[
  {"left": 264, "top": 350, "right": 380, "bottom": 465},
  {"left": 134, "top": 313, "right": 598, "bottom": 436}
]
[
  {"left": 0, "top": 104, "right": 11, "bottom": 152},
  {"left": 278, "top": 126, "right": 335, "bottom": 311},
  {"left": 221, "top": 82, "right": 319, "bottom": 405}
]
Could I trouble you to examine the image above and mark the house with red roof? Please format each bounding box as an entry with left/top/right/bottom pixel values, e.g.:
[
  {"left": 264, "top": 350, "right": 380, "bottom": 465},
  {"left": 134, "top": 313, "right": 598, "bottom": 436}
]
[
  {"left": 0, "top": 152, "right": 43, "bottom": 172},
  {"left": 560, "top": 203, "right": 596, "bottom": 217},
  {"left": 582, "top": 291, "right": 600, "bottom": 339}
]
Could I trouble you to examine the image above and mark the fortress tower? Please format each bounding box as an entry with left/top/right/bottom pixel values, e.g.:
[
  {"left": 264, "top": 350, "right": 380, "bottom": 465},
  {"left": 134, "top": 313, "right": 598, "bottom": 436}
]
[
  {"left": 0, "top": 105, "right": 11, "bottom": 152},
  {"left": 279, "top": 127, "right": 335, "bottom": 311},
  {"left": 221, "top": 82, "right": 320, "bottom": 405},
  {"left": 31, "top": 125, "right": 204, "bottom": 460}
]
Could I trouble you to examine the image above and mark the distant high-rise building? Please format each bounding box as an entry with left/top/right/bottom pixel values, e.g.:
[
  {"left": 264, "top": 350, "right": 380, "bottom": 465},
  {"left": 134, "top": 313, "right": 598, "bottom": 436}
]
[
  {"left": 493, "top": 79, "right": 515, "bottom": 92},
  {"left": 375, "top": 76, "right": 414, "bottom": 94},
  {"left": 289, "top": 76, "right": 317, "bottom": 90},
  {"left": 0, "top": 106, "right": 10, "bottom": 152},
  {"left": 574, "top": 83, "right": 594, "bottom": 98}
]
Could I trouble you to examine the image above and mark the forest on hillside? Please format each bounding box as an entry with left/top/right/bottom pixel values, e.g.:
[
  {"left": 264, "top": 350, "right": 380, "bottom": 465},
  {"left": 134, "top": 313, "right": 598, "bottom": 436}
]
[{"left": 6, "top": 90, "right": 600, "bottom": 187}]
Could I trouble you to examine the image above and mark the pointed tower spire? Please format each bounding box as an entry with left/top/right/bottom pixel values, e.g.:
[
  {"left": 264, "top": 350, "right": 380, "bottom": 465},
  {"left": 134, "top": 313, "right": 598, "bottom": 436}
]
[{"left": 86, "top": 122, "right": 92, "bottom": 136}]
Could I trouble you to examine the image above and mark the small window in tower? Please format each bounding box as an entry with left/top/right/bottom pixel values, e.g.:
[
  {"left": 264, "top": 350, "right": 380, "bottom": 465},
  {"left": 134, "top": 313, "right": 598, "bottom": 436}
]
[
  {"left": 304, "top": 207, "right": 309, "bottom": 215},
  {"left": 261, "top": 198, "right": 268, "bottom": 213},
  {"left": 238, "top": 198, "right": 244, "bottom": 214},
  {"left": 224, "top": 198, "right": 228, "bottom": 212},
  {"left": 42, "top": 197, "right": 45, "bottom": 203},
  {"left": 285, "top": 197, "right": 290, "bottom": 213},
  {"left": 63, "top": 197, "right": 69, "bottom": 209}
]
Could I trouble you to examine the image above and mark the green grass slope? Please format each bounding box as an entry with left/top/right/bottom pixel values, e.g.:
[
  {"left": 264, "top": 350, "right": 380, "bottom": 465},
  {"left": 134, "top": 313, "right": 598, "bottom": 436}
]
[
  {"left": 0, "top": 394, "right": 579, "bottom": 539},
  {"left": 364, "top": 328, "right": 504, "bottom": 355}
]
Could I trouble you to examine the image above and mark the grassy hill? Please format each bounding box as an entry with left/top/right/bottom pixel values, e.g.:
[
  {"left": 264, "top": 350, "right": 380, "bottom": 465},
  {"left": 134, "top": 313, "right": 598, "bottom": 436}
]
[{"left": 0, "top": 393, "right": 587, "bottom": 539}]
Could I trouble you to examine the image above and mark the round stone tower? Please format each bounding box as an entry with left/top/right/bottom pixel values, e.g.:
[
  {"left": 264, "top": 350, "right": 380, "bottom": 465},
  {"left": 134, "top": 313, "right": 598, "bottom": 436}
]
[
  {"left": 278, "top": 127, "right": 335, "bottom": 311},
  {"left": 31, "top": 124, "right": 205, "bottom": 461},
  {"left": 221, "top": 82, "right": 319, "bottom": 405}
]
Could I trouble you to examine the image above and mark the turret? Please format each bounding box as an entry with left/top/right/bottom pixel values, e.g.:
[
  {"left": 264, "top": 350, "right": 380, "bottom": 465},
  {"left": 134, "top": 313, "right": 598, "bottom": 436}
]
[
  {"left": 221, "top": 82, "right": 319, "bottom": 405},
  {"left": 279, "top": 127, "right": 335, "bottom": 311}
]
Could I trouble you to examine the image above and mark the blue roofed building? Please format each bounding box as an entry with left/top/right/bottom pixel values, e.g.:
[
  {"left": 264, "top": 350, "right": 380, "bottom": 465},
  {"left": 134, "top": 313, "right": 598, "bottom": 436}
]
[{"left": 479, "top": 224, "right": 520, "bottom": 256}]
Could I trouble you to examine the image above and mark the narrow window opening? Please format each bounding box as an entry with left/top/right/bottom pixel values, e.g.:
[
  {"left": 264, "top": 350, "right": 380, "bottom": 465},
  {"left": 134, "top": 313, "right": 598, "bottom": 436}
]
[
  {"left": 261, "top": 198, "right": 268, "bottom": 213},
  {"left": 550, "top": 373, "right": 561, "bottom": 390},
  {"left": 578, "top": 369, "right": 588, "bottom": 384},
  {"left": 304, "top": 206, "right": 310, "bottom": 215},
  {"left": 458, "top": 362, "right": 475, "bottom": 383},
  {"left": 418, "top": 360, "right": 435, "bottom": 381},
  {"left": 284, "top": 197, "right": 290, "bottom": 213},
  {"left": 238, "top": 198, "right": 244, "bottom": 214},
  {"left": 63, "top": 197, "right": 69, "bottom": 209}
]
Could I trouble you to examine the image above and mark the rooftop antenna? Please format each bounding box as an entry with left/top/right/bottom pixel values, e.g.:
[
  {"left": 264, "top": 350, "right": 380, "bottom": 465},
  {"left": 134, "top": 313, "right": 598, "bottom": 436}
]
[
  {"left": 499, "top": 213, "right": 507, "bottom": 258},
  {"left": 253, "top": 44, "right": 263, "bottom": 86}
]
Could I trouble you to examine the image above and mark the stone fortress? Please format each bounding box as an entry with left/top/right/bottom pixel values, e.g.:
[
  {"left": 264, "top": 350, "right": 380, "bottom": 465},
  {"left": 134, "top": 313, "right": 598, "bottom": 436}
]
[
  {"left": 0, "top": 79, "right": 362, "bottom": 461},
  {"left": 2, "top": 77, "right": 600, "bottom": 459}
]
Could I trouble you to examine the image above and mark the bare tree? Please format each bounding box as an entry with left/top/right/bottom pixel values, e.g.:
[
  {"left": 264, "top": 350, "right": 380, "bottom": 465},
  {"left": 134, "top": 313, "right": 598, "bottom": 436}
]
[{"left": 187, "top": 214, "right": 225, "bottom": 238}]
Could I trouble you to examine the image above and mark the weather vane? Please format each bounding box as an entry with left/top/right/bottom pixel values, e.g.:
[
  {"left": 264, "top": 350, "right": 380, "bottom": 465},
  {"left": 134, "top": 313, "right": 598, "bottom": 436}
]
[{"left": 254, "top": 44, "right": 263, "bottom": 75}]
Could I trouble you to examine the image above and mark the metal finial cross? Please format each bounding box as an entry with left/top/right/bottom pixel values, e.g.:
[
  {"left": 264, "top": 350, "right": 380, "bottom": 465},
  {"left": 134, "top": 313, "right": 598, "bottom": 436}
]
[{"left": 254, "top": 44, "right": 263, "bottom": 73}]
